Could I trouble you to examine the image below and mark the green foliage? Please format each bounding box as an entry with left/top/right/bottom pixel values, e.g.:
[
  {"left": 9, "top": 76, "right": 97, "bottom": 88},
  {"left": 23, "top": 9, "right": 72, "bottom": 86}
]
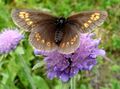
[
  {"left": 0, "top": 0, "right": 120, "bottom": 89},
  {"left": 111, "top": 35, "right": 120, "bottom": 50}
]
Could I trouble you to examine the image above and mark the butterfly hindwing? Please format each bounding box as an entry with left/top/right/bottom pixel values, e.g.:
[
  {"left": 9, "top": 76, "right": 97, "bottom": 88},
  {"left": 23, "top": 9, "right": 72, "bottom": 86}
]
[
  {"left": 29, "top": 22, "right": 58, "bottom": 52},
  {"left": 11, "top": 9, "right": 57, "bottom": 32},
  {"left": 68, "top": 11, "right": 108, "bottom": 33},
  {"left": 58, "top": 23, "right": 80, "bottom": 54}
]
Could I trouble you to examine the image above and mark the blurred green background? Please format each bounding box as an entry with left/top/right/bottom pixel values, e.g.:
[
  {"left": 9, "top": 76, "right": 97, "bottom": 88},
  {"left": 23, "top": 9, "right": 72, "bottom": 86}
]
[{"left": 0, "top": 0, "right": 120, "bottom": 89}]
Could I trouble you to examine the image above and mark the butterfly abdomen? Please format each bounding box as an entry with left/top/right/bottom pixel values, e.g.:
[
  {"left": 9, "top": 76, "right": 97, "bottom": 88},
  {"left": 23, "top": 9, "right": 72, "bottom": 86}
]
[
  {"left": 55, "top": 29, "right": 63, "bottom": 45},
  {"left": 54, "top": 17, "right": 66, "bottom": 45}
]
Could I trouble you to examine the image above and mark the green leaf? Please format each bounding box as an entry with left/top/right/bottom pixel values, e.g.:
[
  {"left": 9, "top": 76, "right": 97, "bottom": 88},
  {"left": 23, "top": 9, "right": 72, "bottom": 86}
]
[
  {"left": 15, "top": 46, "right": 25, "bottom": 55},
  {"left": 32, "top": 61, "right": 45, "bottom": 70},
  {"left": 110, "top": 65, "right": 120, "bottom": 72},
  {"left": 33, "top": 75, "right": 49, "bottom": 89}
]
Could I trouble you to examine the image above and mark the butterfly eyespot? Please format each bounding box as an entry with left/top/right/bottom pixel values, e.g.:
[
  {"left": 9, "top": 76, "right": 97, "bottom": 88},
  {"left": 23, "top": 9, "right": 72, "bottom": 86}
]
[
  {"left": 35, "top": 32, "right": 40, "bottom": 36},
  {"left": 88, "top": 20, "right": 92, "bottom": 23},
  {"left": 84, "top": 23, "right": 89, "bottom": 28},
  {"left": 36, "top": 38, "right": 40, "bottom": 41},
  {"left": 66, "top": 42, "right": 70, "bottom": 46},
  {"left": 19, "top": 12, "right": 29, "bottom": 19},
  {"left": 25, "top": 18, "right": 30, "bottom": 21},
  {"left": 19, "top": 14, "right": 25, "bottom": 19},
  {"left": 90, "top": 13, "right": 100, "bottom": 21},
  {"left": 70, "top": 41, "right": 74, "bottom": 45},
  {"left": 61, "top": 43, "right": 65, "bottom": 48},
  {"left": 35, "top": 33, "right": 40, "bottom": 37},
  {"left": 35, "top": 33, "right": 41, "bottom": 39},
  {"left": 94, "top": 15, "right": 100, "bottom": 21},
  {"left": 41, "top": 39, "right": 45, "bottom": 43},
  {"left": 71, "top": 36, "right": 77, "bottom": 42},
  {"left": 27, "top": 21, "right": 33, "bottom": 25},
  {"left": 75, "top": 35, "right": 78, "bottom": 38},
  {"left": 47, "top": 42, "right": 51, "bottom": 46}
]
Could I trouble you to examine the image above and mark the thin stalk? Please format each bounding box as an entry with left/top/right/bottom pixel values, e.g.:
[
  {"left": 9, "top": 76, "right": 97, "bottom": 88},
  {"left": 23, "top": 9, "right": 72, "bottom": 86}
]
[
  {"left": 70, "top": 76, "right": 76, "bottom": 89},
  {"left": 62, "top": 82, "right": 70, "bottom": 89},
  {"left": 61, "top": 76, "right": 77, "bottom": 89}
]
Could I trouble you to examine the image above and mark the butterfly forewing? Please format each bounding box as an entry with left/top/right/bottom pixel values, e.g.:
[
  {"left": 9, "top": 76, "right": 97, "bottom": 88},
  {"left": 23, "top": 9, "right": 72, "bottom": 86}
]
[
  {"left": 29, "top": 22, "right": 58, "bottom": 52},
  {"left": 68, "top": 11, "right": 108, "bottom": 33},
  {"left": 58, "top": 23, "right": 80, "bottom": 54},
  {"left": 11, "top": 9, "right": 57, "bottom": 32}
]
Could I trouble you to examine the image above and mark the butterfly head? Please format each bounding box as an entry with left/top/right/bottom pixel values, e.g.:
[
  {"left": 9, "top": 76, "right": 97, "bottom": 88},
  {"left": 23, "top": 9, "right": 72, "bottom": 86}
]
[{"left": 55, "top": 17, "right": 67, "bottom": 28}]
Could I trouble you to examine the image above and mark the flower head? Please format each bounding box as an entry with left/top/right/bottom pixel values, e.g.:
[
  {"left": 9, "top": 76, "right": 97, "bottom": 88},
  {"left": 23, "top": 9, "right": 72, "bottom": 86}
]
[
  {"left": 35, "top": 33, "right": 105, "bottom": 82},
  {"left": 0, "top": 28, "right": 23, "bottom": 54}
]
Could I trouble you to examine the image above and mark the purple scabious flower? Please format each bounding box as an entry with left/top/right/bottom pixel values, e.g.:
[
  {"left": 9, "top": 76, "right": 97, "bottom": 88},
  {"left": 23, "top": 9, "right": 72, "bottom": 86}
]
[
  {"left": 0, "top": 28, "right": 23, "bottom": 54},
  {"left": 34, "top": 33, "right": 105, "bottom": 82}
]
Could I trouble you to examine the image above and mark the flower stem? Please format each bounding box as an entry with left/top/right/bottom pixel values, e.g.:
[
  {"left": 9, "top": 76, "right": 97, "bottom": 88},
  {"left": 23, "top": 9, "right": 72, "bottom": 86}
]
[
  {"left": 70, "top": 76, "right": 76, "bottom": 89},
  {"left": 61, "top": 76, "right": 76, "bottom": 89},
  {"left": 62, "top": 82, "right": 70, "bottom": 89}
]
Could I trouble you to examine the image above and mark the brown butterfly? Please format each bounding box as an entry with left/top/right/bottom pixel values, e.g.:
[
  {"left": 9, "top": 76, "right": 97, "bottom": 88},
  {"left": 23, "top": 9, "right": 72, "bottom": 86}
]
[{"left": 11, "top": 9, "right": 108, "bottom": 54}]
